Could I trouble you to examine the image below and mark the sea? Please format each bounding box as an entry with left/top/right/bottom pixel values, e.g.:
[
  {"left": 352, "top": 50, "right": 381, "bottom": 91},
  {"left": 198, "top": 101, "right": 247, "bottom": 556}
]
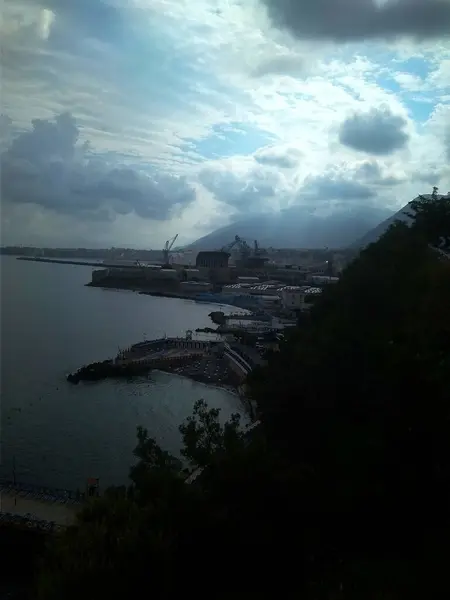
[{"left": 0, "top": 256, "right": 248, "bottom": 492}]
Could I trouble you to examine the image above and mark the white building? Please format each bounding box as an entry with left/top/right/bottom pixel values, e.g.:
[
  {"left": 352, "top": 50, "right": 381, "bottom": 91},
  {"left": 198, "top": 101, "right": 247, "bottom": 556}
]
[
  {"left": 280, "top": 286, "right": 322, "bottom": 311},
  {"left": 180, "top": 281, "right": 213, "bottom": 292},
  {"left": 307, "top": 275, "right": 339, "bottom": 285},
  {"left": 222, "top": 284, "right": 252, "bottom": 295},
  {"left": 280, "top": 287, "right": 306, "bottom": 310}
]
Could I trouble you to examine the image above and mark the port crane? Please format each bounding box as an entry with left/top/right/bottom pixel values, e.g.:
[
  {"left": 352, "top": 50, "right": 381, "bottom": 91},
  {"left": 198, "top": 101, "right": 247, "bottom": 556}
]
[
  {"left": 221, "top": 235, "right": 251, "bottom": 259},
  {"left": 162, "top": 234, "right": 179, "bottom": 265},
  {"left": 254, "top": 239, "right": 265, "bottom": 256}
]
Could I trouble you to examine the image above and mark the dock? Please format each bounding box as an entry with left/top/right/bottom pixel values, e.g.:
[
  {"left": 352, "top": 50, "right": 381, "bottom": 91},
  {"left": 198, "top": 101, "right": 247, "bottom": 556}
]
[{"left": 16, "top": 256, "right": 142, "bottom": 269}]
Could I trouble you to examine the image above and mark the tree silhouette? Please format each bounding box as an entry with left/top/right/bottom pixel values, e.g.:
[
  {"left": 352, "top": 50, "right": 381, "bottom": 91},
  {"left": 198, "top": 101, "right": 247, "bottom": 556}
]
[{"left": 37, "top": 191, "right": 450, "bottom": 600}]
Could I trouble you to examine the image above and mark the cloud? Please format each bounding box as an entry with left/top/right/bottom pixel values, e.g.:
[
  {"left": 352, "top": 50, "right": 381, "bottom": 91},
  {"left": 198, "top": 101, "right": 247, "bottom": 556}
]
[
  {"left": 0, "top": 114, "right": 13, "bottom": 145},
  {"left": 1, "top": 0, "right": 449, "bottom": 248},
  {"left": 254, "top": 146, "right": 302, "bottom": 168},
  {"left": 339, "top": 107, "right": 410, "bottom": 155},
  {"left": 1, "top": 112, "right": 196, "bottom": 221},
  {"left": 251, "top": 54, "right": 307, "bottom": 78},
  {"left": 354, "top": 160, "right": 406, "bottom": 186},
  {"left": 199, "top": 162, "right": 283, "bottom": 214},
  {"left": 260, "top": 0, "right": 450, "bottom": 42},
  {"left": 445, "top": 128, "right": 450, "bottom": 162},
  {"left": 38, "top": 0, "right": 125, "bottom": 42},
  {"left": 301, "top": 172, "right": 377, "bottom": 204}
]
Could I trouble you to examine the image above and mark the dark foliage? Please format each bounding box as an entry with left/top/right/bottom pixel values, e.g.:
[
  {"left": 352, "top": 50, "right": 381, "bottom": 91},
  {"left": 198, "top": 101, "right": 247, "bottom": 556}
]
[{"left": 37, "top": 191, "right": 450, "bottom": 599}]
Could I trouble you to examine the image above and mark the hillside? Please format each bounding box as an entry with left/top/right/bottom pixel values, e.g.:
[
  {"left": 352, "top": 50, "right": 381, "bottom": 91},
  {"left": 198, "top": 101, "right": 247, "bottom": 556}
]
[
  {"left": 352, "top": 203, "right": 414, "bottom": 248},
  {"left": 353, "top": 192, "right": 450, "bottom": 248},
  {"left": 189, "top": 205, "right": 394, "bottom": 250}
]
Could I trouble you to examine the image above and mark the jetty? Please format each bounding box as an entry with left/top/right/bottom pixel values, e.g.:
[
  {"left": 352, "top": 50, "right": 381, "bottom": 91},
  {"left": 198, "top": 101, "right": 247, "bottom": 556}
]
[
  {"left": 67, "top": 337, "right": 222, "bottom": 385},
  {"left": 209, "top": 311, "right": 270, "bottom": 326},
  {"left": 17, "top": 256, "right": 144, "bottom": 269},
  {"left": 68, "top": 333, "right": 265, "bottom": 391},
  {"left": 67, "top": 359, "right": 152, "bottom": 384}
]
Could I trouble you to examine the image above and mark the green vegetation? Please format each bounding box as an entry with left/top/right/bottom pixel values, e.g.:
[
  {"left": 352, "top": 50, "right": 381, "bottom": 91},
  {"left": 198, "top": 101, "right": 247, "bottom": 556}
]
[{"left": 37, "top": 191, "right": 450, "bottom": 599}]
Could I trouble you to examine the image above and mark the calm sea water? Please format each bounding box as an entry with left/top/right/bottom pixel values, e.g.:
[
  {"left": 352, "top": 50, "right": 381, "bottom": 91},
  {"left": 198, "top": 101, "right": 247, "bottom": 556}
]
[{"left": 0, "top": 256, "right": 247, "bottom": 491}]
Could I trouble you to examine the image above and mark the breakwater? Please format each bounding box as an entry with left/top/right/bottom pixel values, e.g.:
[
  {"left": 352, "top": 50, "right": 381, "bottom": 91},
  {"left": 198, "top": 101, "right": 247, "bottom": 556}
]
[
  {"left": 67, "top": 359, "right": 151, "bottom": 384},
  {"left": 17, "top": 256, "right": 114, "bottom": 268},
  {"left": 68, "top": 338, "right": 221, "bottom": 385}
]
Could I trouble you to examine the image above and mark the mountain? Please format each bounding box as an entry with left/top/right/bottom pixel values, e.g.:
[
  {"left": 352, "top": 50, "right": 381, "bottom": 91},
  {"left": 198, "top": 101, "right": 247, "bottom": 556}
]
[
  {"left": 189, "top": 205, "right": 394, "bottom": 250},
  {"left": 353, "top": 193, "right": 450, "bottom": 248},
  {"left": 352, "top": 204, "right": 413, "bottom": 248}
]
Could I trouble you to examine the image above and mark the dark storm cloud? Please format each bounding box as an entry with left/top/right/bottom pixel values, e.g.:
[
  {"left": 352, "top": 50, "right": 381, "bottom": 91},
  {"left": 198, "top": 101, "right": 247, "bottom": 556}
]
[
  {"left": 339, "top": 108, "right": 409, "bottom": 155},
  {"left": 1, "top": 113, "right": 196, "bottom": 221},
  {"left": 260, "top": 0, "right": 450, "bottom": 42}
]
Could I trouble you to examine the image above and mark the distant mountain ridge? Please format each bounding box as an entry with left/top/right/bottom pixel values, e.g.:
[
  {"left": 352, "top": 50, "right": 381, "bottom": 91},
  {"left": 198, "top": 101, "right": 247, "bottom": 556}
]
[{"left": 189, "top": 205, "right": 395, "bottom": 250}]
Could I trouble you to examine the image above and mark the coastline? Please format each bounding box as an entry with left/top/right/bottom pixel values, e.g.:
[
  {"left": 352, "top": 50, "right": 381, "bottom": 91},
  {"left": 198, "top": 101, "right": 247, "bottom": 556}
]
[
  {"left": 86, "top": 280, "right": 198, "bottom": 301},
  {"left": 154, "top": 367, "right": 238, "bottom": 395},
  {"left": 153, "top": 369, "right": 255, "bottom": 417}
]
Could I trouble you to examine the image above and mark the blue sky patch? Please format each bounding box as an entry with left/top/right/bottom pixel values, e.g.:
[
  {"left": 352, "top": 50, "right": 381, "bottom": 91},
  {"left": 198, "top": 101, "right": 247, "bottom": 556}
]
[{"left": 183, "top": 123, "right": 277, "bottom": 160}]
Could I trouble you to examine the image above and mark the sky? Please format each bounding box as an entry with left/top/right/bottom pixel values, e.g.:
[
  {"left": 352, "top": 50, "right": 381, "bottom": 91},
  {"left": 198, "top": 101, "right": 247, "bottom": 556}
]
[{"left": 1, "top": 0, "right": 449, "bottom": 248}]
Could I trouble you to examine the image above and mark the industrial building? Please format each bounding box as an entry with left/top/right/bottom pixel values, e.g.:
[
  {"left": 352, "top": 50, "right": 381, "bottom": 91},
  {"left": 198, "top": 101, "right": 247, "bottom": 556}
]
[{"left": 196, "top": 251, "right": 230, "bottom": 269}]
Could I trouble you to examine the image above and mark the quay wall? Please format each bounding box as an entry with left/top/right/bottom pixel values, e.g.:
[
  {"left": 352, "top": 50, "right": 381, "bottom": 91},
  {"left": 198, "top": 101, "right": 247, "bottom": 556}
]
[
  {"left": 122, "top": 337, "right": 220, "bottom": 357},
  {"left": 223, "top": 343, "right": 253, "bottom": 382},
  {"left": 124, "top": 338, "right": 259, "bottom": 381},
  {"left": 117, "top": 352, "right": 205, "bottom": 369}
]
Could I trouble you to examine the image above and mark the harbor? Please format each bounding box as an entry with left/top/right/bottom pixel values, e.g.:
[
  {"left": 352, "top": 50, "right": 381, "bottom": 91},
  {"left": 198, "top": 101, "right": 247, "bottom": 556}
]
[{"left": 67, "top": 332, "right": 258, "bottom": 393}]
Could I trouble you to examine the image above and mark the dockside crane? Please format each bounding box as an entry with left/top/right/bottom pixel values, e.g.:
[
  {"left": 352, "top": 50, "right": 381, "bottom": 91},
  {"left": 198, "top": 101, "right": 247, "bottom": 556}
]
[
  {"left": 162, "top": 234, "right": 179, "bottom": 265},
  {"left": 221, "top": 235, "right": 251, "bottom": 260},
  {"left": 220, "top": 235, "right": 241, "bottom": 254}
]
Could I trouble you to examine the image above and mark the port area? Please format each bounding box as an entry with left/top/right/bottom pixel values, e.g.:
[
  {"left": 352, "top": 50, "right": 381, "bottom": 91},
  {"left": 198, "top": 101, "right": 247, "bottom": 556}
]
[
  {"left": 157, "top": 353, "right": 235, "bottom": 389},
  {"left": 67, "top": 338, "right": 240, "bottom": 391},
  {"left": 119, "top": 341, "right": 239, "bottom": 389}
]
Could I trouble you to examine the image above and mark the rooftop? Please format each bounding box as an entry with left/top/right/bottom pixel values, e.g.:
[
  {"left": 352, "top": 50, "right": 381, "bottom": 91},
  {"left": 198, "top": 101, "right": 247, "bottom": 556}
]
[{"left": 280, "top": 286, "right": 322, "bottom": 294}]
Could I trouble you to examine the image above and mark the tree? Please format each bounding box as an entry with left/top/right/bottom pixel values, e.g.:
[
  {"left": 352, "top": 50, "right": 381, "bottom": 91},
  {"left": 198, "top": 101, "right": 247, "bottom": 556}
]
[
  {"left": 248, "top": 192, "right": 450, "bottom": 598},
  {"left": 36, "top": 192, "right": 450, "bottom": 599},
  {"left": 36, "top": 403, "right": 250, "bottom": 600},
  {"left": 179, "top": 399, "right": 244, "bottom": 469},
  {"left": 409, "top": 186, "right": 450, "bottom": 251}
]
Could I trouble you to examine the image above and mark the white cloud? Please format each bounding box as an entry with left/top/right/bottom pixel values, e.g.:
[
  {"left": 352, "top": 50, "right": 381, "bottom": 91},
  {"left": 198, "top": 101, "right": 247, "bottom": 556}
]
[
  {"left": 1, "top": 0, "right": 449, "bottom": 247},
  {"left": 392, "top": 71, "right": 424, "bottom": 91}
]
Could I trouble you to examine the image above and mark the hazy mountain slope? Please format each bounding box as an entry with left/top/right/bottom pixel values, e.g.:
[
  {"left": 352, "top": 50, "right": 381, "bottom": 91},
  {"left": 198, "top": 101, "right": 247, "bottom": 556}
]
[
  {"left": 352, "top": 193, "right": 448, "bottom": 248},
  {"left": 190, "top": 205, "right": 394, "bottom": 250},
  {"left": 352, "top": 204, "right": 413, "bottom": 248}
]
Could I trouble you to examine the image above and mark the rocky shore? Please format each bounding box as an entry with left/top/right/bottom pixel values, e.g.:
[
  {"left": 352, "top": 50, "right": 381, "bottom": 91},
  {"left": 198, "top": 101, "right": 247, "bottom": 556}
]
[{"left": 67, "top": 360, "right": 151, "bottom": 384}]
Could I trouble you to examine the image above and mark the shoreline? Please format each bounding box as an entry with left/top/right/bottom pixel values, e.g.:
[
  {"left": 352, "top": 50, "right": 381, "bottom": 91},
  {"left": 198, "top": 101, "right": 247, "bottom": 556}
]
[
  {"left": 86, "top": 280, "right": 197, "bottom": 301},
  {"left": 86, "top": 281, "right": 257, "bottom": 309},
  {"left": 153, "top": 369, "right": 254, "bottom": 417},
  {"left": 154, "top": 368, "right": 238, "bottom": 395}
]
